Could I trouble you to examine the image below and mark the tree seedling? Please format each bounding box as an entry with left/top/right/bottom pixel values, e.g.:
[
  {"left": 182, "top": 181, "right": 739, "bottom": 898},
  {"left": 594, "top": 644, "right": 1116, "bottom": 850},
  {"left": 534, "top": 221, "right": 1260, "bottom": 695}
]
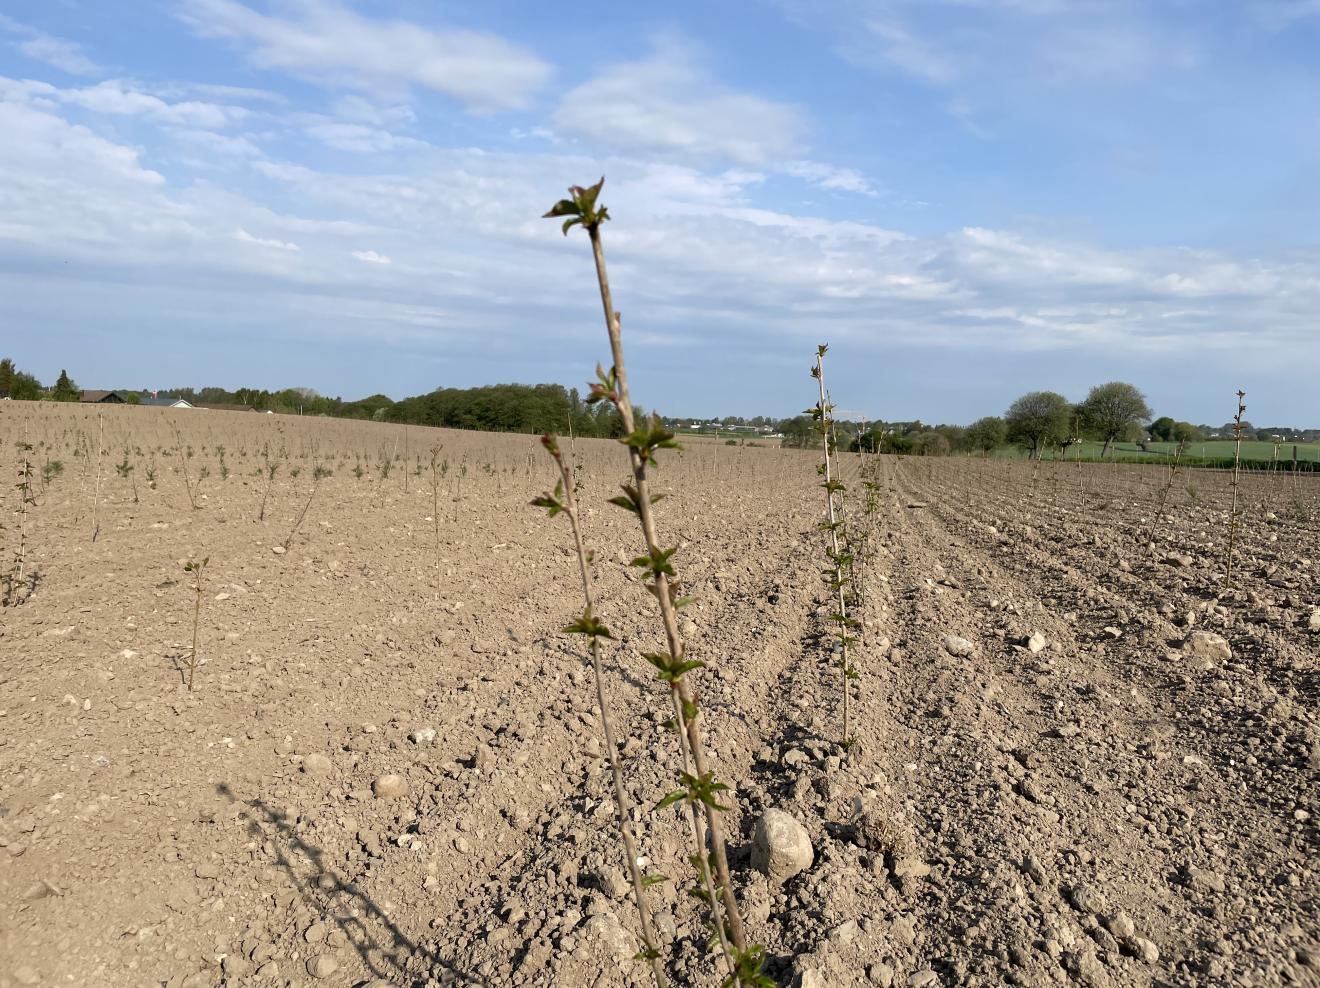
[
  {"left": 545, "top": 178, "right": 768, "bottom": 987},
  {"left": 3, "top": 440, "right": 37, "bottom": 607},
  {"left": 533, "top": 434, "right": 668, "bottom": 988},
  {"left": 1223, "top": 390, "right": 1246, "bottom": 583},
  {"left": 283, "top": 463, "right": 331, "bottom": 551},
  {"left": 182, "top": 557, "right": 208, "bottom": 691},
  {"left": 258, "top": 445, "right": 279, "bottom": 522}
]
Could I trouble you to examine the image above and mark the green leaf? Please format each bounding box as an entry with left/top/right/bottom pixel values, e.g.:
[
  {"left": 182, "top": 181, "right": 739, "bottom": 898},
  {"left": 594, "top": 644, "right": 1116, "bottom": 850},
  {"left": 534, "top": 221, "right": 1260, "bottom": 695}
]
[
  {"left": 586, "top": 363, "right": 619, "bottom": 405},
  {"left": 619, "top": 414, "right": 681, "bottom": 465},
  {"left": 640, "top": 873, "right": 668, "bottom": 888},
  {"left": 531, "top": 480, "right": 565, "bottom": 517},
  {"left": 563, "top": 607, "right": 612, "bottom": 639},
  {"left": 654, "top": 790, "right": 685, "bottom": 811},
  {"left": 630, "top": 544, "right": 677, "bottom": 579},
  {"left": 643, "top": 651, "right": 705, "bottom": 684},
  {"left": 543, "top": 198, "right": 581, "bottom": 219},
  {"left": 607, "top": 483, "right": 646, "bottom": 515}
]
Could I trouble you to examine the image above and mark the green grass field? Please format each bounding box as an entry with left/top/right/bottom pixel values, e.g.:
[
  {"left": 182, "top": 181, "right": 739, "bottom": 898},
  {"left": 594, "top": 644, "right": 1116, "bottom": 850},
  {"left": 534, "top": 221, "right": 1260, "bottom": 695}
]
[{"left": 991, "top": 439, "right": 1320, "bottom": 464}]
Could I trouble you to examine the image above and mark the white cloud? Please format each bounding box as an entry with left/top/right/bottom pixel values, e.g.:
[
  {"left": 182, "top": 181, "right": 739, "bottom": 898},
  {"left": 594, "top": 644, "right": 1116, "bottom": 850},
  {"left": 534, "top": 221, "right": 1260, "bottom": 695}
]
[
  {"left": 177, "top": 0, "right": 552, "bottom": 111},
  {"left": 304, "top": 120, "right": 424, "bottom": 153},
  {"left": 782, "top": 160, "right": 879, "bottom": 195},
  {"left": 0, "top": 14, "right": 101, "bottom": 76},
  {"left": 857, "top": 19, "right": 960, "bottom": 85},
  {"left": 1, "top": 83, "right": 1316, "bottom": 394},
  {"left": 59, "top": 79, "right": 249, "bottom": 129},
  {"left": 553, "top": 36, "right": 806, "bottom": 165},
  {"left": 234, "top": 229, "right": 300, "bottom": 250}
]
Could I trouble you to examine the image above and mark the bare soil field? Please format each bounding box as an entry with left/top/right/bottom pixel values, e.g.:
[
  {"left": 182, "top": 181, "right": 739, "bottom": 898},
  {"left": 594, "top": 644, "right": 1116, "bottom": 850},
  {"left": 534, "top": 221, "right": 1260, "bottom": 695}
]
[{"left": 1, "top": 404, "right": 1316, "bottom": 988}]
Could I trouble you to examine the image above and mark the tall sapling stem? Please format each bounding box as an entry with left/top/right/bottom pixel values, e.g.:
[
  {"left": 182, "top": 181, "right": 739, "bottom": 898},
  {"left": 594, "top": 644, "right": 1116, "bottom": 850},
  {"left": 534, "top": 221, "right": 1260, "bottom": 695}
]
[
  {"left": 544, "top": 178, "right": 769, "bottom": 987},
  {"left": 183, "top": 557, "right": 208, "bottom": 691},
  {"left": 533, "top": 434, "right": 668, "bottom": 988},
  {"left": 1224, "top": 390, "right": 1246, "bottom": 583}
]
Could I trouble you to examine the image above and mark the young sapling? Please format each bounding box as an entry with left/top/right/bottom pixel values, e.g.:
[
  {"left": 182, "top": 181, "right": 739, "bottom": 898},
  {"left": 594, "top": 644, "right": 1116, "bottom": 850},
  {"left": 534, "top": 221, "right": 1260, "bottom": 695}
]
[
  {"left": 283, "top": 463, "right": 331, "bottom": 551},
  {"left": 545, "top": 178, "right": 767, "bottom": 986},
  {"left": 1223, "top": 390, "right": 1247, "bottom": 583},
  {"left": 533, "top": 434, "right": 668, "bottom": 987},
  {"left": 182, "top": 557, "right": 208, "bottom": 691}
]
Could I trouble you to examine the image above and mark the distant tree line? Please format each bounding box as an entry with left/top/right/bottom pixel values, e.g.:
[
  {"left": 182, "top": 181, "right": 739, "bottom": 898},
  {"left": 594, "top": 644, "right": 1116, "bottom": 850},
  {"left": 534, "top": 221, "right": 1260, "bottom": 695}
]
[
  {"left": 385, "top": 383, "right": 638, "bottom": 437},
  {"left": 0, "top": 359, "right": 74, "bottom": 401},
  {"left": 4, "top": 360, "right": 1317, "bottom": 451}
]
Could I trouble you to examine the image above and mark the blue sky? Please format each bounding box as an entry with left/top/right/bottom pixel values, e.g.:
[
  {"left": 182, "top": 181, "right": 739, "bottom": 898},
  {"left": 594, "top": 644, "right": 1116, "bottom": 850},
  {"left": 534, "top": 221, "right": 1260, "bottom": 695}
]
[{"left": 1, "top": 0, "right": 1317, "bottom": 424}]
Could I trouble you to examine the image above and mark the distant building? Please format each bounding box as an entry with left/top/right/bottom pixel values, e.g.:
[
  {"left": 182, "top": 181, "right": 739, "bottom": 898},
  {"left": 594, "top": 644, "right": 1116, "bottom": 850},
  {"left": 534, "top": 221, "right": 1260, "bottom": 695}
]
[
  {"left": 195, "top": 402, "right": 259, "bottom": 413},
  {"left": 141, "top": 396, "right": 194, "bottom": 408},
  {"left": 79, "top": 390, "right": 125, "bottom": 404}
]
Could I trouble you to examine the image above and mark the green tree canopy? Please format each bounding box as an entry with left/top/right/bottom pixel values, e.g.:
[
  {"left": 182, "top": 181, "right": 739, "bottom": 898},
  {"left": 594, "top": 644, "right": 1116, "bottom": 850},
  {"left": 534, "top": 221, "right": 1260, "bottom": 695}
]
[
  {"left": 1005, "top": 391, "right": 1071, "bottom": 459},
  {"left": 1149, "top": 415, "right": 1176, "bottom": 442},
  {"left": 1078, "top": 381, "right": 1152, "bottom": 456},
  {"left": 52, "top": 369, "right": 79, "bottom": 402},
  {"left": 964, "top": 415, "right": 1006, "bottom": 454},
  {"left": 1171, "top": 421, "right": 1202, "bottom": 443},
  {"left": 9, "top": 371, "right": 41, "bottom": 401}
]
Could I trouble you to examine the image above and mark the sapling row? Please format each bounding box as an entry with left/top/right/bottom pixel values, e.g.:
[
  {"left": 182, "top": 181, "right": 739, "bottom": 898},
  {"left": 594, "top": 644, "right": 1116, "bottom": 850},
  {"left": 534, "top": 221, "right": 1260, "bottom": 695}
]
[
  {"left": 810, "top": 345, "right": 858, "bottom": 746},
  {"left": 543, "top": 178, "right": 768, "bottom": 987}
]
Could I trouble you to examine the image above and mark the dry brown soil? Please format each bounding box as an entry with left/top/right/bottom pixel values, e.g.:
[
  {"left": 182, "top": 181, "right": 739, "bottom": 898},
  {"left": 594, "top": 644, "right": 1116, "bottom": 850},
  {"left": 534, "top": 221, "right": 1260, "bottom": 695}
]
[{"left": 1, "top": 404, "right": 1316, "bottom": 988}]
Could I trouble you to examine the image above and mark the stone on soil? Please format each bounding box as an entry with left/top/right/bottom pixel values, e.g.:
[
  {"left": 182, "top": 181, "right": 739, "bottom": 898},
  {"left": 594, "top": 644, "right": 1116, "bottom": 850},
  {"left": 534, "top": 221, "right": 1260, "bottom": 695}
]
[
  {"left": 301, "top": 752, "right": 331, "bottom": 775},
  {"left": 1183, "top": 631, "right": 1231, "bottom": 664},
  {"left": 371, "top": 774, "right": 408, "bottom": 799},
  {"left": 752, "top": 809, "right": 813, "bottom": 884},
  {"left": 943, "top": 634, "right": 976, "bottom": 657},
  {"left": 306, "top": 954, "right": 338, "bottom": 979}
]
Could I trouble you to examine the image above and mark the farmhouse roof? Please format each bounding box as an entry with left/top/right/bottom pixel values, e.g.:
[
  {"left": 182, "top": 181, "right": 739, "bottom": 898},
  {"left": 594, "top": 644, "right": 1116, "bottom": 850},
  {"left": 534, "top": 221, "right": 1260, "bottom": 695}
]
[
  {"left": 141, "top": 396, "right": 194, "bottom": 407},
  {"left": 79, "top": 390, "right": 125, "bottom": 403}
]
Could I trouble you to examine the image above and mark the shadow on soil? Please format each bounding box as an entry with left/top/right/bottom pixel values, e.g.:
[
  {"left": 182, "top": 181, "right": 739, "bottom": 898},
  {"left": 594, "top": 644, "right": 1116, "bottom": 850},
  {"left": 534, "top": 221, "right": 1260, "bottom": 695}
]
[{"left": 216, "top": 783, "right": 480, "bottom": 987}]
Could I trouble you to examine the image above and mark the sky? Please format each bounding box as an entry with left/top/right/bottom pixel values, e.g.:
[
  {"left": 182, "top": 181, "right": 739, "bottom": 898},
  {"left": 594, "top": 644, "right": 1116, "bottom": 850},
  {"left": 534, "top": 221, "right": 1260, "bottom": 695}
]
[{"left": 1, "top": 0, "right": 1317, "bottom": 425}]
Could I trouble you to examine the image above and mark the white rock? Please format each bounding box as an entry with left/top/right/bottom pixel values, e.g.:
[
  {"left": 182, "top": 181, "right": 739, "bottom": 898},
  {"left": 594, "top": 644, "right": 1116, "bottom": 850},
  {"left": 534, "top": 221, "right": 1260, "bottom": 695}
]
[
  {"left": 943, "top": 635, "right": 976, "bottom": 657},
  {"left": 1026, "top": 631, "right": 1048, "bottom": 653},
  {"left": 751, "top": 809, "right": 814, "bottom": 884},
  {"left": 306, "top": 954, "right": 338, "bottom": 979},
  {"left": 1183, "top": 631, "right": 1231, "bottom": 664},
  {"left": 585, "top": 910, "right": 637, "bottom": 964},
  {"left": 409, "top": 727, "right": 437, "bottom": 745},
  {"left": 1308, "top": 609, "right": 1320, "bottom": 632},
  {"left": 301, "top": 753, "right": 332, "bottom": 775},
  {"left": 371, "top": 774, "right": 408, "bottom": 798}
]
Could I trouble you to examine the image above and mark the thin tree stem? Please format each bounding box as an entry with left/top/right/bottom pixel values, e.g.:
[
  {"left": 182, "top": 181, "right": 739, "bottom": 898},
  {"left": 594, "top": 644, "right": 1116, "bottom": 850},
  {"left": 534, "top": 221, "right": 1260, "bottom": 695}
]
[
  {"left": 550, "top": 450, "right": 669, "bottom": 988},
  {"left": 587, "top": 227, "right": 749, "bottom": 957}
]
